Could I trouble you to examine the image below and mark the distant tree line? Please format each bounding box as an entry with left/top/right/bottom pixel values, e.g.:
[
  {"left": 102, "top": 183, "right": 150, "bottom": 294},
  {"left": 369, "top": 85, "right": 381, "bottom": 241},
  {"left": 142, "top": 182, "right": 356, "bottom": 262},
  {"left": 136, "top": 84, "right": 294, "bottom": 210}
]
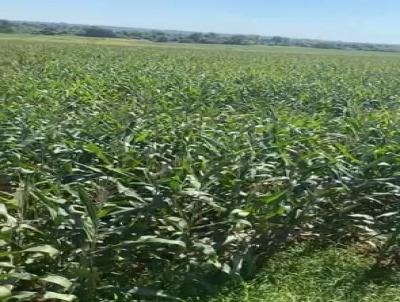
[
  {"left": 1, "top": 19, "right": 399, "bottom": 52},
  {"left": 0, "top": 20, "right": 14, "bottom": 33}
]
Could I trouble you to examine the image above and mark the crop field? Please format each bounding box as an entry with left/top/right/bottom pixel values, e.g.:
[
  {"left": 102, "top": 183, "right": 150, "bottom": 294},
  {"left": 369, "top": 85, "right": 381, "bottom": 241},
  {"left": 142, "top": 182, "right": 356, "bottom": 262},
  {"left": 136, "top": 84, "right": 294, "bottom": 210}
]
[{"left": 1, "top": 36, "right": 400, "bottom": 301}]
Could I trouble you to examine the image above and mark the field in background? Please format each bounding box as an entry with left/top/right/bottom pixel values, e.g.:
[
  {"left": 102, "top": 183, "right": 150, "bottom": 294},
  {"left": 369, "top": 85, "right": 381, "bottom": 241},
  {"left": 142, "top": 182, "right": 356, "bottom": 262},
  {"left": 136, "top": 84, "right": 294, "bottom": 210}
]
[
  {"left": 3, "top": 19, "right": 400, "bottom": 52},
  {"left": 3, "top": 34, "right": 400, "bottom": 55},
  {"left": 1, "top": 35, "right": 400, "bottom": 301}
]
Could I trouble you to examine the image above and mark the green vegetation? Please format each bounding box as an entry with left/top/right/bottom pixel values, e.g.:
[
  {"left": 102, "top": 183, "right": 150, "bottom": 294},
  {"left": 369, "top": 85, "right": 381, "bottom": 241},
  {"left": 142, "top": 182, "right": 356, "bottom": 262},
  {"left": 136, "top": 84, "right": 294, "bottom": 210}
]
[
  {"left": 1, "top": 35, "right": 400, "bottom": 301},
  {"left": 2, "top": 19, "right": 400, "bottom": 52},
  {"left": 213, "top": 244, "right": 400, "bottom": 302}
]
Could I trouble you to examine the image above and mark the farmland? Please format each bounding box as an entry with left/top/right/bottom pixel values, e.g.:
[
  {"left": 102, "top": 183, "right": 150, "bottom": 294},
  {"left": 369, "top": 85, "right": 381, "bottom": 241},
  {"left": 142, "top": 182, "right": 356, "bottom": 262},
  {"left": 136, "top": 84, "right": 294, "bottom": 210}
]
[{"left": 1, "top": 36, "right": 400, "bottom": 301}]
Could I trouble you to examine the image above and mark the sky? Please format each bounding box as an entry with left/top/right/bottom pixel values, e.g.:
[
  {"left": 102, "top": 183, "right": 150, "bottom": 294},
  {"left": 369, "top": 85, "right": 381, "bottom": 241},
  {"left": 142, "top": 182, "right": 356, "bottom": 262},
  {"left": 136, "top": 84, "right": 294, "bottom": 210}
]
[{"left": 1, "top": 0, "right": 399, "bottom": 44}]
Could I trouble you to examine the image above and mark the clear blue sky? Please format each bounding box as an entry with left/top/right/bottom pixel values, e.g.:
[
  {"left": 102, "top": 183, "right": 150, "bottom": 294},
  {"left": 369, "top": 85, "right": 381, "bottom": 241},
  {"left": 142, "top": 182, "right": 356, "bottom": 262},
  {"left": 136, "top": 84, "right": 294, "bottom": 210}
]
[{"left": 1, "top": 0, "right": 399, "bottom": 44}]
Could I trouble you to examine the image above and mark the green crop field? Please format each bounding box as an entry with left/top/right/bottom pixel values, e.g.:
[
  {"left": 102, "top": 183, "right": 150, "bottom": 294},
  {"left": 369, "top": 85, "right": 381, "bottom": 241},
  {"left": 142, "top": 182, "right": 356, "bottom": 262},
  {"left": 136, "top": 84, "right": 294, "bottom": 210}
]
[{"left": 1, "top": 35, "right": 400, "bottom": 301}]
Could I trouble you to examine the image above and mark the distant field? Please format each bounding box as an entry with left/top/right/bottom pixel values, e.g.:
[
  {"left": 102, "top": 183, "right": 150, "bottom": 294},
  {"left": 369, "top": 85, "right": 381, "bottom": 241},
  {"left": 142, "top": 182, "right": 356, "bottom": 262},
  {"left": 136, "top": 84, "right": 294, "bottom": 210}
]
[
  {"left": 2, "top": 33, "right": 400, "bottom": 56},
  {"left": 1, "top": 35, "right": 400, "bottom": 302}
]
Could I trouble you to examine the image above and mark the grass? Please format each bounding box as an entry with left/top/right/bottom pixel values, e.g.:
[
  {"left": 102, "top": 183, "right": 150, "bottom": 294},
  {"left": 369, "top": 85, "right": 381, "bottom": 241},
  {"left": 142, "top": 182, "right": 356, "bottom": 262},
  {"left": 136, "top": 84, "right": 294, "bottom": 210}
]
[{"left": 211, "top": 244, "right": 400, "bottom": 302}]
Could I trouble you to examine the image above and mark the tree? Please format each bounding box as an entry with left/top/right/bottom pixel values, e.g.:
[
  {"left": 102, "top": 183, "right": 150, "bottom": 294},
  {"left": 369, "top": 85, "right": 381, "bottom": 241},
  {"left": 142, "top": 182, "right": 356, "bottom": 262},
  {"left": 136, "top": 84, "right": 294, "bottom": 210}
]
[
  {"left": 125, "top": 31, "right": 144, "bottom": 39},
  {"left": 81, "top": 27, "right": 116, "bottom": 38},
  {"left": 151, "top": 31, "right": 168, "bottom": 42},
  {"left": 0, "top": 20, "right": 13, "bottom": 33},
  {"left": 37, "top": 25, "right": 58, "bottom": 35},
  {"left": 224, "top": 35, "right": 249, "bottom": 45},
  {"left": 202, "top": 32, "right": 219, "bottom": 44},
  {"left": 187, "top": 33, "right": 203, "bottom": 43}
]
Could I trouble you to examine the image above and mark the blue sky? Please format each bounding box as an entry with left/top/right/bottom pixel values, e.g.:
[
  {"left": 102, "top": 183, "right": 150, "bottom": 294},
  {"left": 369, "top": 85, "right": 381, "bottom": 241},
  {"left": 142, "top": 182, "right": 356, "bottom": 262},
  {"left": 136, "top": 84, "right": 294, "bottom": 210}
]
[{"left": 1, "top": 0, "right": 399, "bottom": 44}]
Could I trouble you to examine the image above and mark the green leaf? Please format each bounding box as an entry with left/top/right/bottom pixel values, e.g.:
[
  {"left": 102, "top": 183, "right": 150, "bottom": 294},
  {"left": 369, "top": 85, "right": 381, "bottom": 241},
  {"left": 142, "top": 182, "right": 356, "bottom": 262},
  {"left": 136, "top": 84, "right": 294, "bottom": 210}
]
[
  {"left": 186, "top": 175, "right": 201, "bottom": 190},
  {"left": 134, "top": 131, "right": 152, "bottom": 143},
  {"left": 42, "top": 292, "right": 77, "bottom": 302},
  {"left": 0, "top": 262, "right": 14, "bottom": 268},
  {"left": 83, "top": 143, "right": 110, "bottom": 164},
  {"left": 231, "top": 209, "right": 250, "bottom": 217},
  {"left": 262, "top": 191, "right": 287, "bottom": 204},
  {"left": 40, "top": 275, "right": 73, "bottom": 290},
  {"left": 349, "top": 214, "right": 374, "bottom": 221},
  {"left": 0, "top": 286, "right": 12, "bottom": 299},
  {"left": 194, "top": 243, "right": 216, "bottom": 256},
  {"left": 377, "top": 212, "right": 398, "bottom": 219},
  {"left": 10, "top": 291, "right": 37, "bottom": 301},
  {"left": 335, "top": 143, "right": 362, "bottom": 164},
  {"left": 122, "top": 236, "right": 186, "bottom": 248},
  {"left": 0, "top": 204, "right": 17, "bottom": 227},
  {"left": 117, "top": 182, "right": 145, "bottom": 202},
  {"left": 18, "top": 224, "right": 43, "bottom": 235},
  {"left": 22, "top": 245, "right": 59, "bottom": 258},
  {"left": 223, "top": 235, "right": 238, "bottom": 246},
  {"left": 222, "top": 263, "right": 231, "bottom": 274},
  {"left": 9, "top": 272, "right": 37, "bottom": 280}
]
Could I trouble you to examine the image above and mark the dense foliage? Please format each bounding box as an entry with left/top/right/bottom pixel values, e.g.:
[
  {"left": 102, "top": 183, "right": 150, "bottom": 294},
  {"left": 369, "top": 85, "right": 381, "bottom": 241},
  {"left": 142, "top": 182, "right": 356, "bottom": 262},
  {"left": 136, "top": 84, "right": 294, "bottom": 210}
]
[
  {"left": 2, "top": 19, "right": 400, "bottom": 52},
  {"left": 1, "top": 39, "right": 400, "bottom": 301}
]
